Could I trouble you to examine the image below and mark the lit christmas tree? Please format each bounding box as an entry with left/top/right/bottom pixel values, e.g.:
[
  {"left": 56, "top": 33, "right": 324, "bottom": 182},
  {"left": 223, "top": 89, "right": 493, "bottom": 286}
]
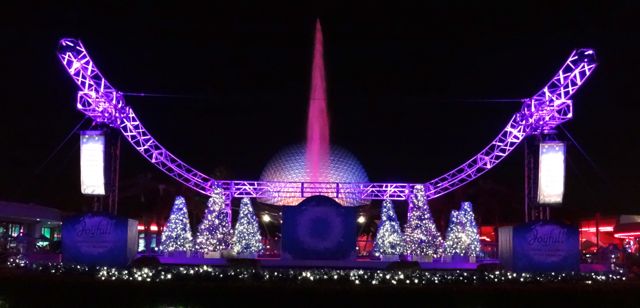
[
  {"left": 373, "top": 199, "right": 404, "bottom": 258},
  {"left": 195, "top": 187, "right": 232, "bottom": 255},
  {"left": 458, "top": 202, "right": 481, "bottom": 257},
  {"left": 443, "top": 202, "right": 481, "bottom": 258},
  {"left": 443, "top": 210, "right": 465, "bottom": 256},
  {"left": 403, "top": 185, "right": 443, "bottom": 259},
  {"left": 231, "top": 198, "right": 263, "bottom": 257},
  {"left": 160, "top": 196, "right": 193, "bottom": 253}
]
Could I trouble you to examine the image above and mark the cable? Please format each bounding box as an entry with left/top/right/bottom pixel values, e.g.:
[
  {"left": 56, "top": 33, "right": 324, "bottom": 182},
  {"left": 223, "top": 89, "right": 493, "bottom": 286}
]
[
  {"left": 123, "top": 92, "right": 206, "bottom": 99},
  {"left": 123, "top": 91, "right": 525, "bottom": 104},
  {"left": 559, "top": 125, "right": 610, "bottom": 185},
  {"left": 450, "top": 98, "right": 525, "bottom": 103},
  {"left": 34, "top": 116, "right": 87, "bottom": 174}
]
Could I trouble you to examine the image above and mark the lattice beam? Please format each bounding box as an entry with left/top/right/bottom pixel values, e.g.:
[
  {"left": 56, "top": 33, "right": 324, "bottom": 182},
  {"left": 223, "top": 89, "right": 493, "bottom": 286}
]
[{"left": 57, "top": 39, "right": 596, "bottom": 203}]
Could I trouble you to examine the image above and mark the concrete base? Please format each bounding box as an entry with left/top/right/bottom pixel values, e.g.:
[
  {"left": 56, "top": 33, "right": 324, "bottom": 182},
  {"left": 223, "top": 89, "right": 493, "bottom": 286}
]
[
  {"left": 380, "top": 255, "right": 399, "bottom": 262},
  {"left": 204, "top": 251, "right": 221, "bottom": 258},
  {"left": 414, "top": 255, "right": 434, "bottom": 262}
]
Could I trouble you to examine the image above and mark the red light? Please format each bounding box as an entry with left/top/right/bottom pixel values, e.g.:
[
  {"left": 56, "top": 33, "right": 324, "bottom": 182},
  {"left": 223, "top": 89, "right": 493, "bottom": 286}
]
[
  {"left": 137, "top": 225, "right": 145, "bottom": 231},
  {"left": 579, "top": 226, "right": 614, "bottom": 232},
  {"left": 150, "top": 224, "right": 159, "bottom": 232},
  {"left": 614, "top": 232, "right": 640, "bottom": 239}
]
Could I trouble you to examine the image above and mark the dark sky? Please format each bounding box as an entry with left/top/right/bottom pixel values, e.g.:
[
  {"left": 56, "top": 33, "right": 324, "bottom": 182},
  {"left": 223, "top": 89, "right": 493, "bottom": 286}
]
[{"left": 2, "top": 2, "right": 639, "bottom": 222}]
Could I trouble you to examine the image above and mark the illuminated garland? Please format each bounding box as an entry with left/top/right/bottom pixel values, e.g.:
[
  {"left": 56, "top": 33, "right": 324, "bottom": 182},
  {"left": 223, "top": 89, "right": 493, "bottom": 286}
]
[
  {"left": 160, "top": 196, "right": 194, "bottom": 253},
  {"left": 231, "top": 198, "right": 263, "bottom": 256},
  {"left": 4, "top": 260, "right": 627, "bottom": 286},
  {"left": 6, "top": 255, "right": 28, "bottom": 268},
  {"left": 195, "top": 187, "right": 232, "bottom": 254}
]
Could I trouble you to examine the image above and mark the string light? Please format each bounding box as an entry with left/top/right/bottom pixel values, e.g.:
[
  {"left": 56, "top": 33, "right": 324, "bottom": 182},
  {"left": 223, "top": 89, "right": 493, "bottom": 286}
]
[
  {"left": 7, "top": 260, "right": 627, "bottom": 286},
  {"left": 373, "top": 199, "right": 404, "bottom": 257},
  {"left": 444, "top": 202, "right": 481, "bottom": 257},
  {"left": 195, "top": 187, "right": 232, "bottom": 254},
  {"left": 231, "top": 198, "right": 263, "bottom": 256},
  {"left": 6, "top": 255, "right": 28, "bottom": 268},
  {"left": 404, "top": 185, "right": 444, "bottom": 258},
  {"left": 160, "top": 196, "right": 194, "bottom": 253}
]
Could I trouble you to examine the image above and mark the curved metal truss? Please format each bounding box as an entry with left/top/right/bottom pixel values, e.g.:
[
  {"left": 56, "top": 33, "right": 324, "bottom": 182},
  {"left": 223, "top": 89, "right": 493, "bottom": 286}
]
[{"left": 57, "top": 39, "right": 596, "bottom": 202}]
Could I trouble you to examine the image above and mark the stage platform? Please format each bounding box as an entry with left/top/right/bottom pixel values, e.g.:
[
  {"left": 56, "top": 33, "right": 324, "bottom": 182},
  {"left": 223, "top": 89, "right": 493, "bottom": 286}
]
[{"left": 155, "top": 256, "right": 500, "bottom": 270}]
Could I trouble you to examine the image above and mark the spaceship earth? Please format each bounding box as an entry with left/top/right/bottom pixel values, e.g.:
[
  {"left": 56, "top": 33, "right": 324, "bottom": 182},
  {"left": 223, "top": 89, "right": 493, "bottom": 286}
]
[{"left": 259, "top": 144, "right": 370, "bottom": 206}]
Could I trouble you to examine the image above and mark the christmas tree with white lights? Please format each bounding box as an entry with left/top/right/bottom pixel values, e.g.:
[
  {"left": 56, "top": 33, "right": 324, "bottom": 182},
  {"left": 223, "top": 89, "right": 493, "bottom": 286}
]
[
  {"left": 458, "top": 202, "right": 481, "bottom": 257},
  {"left": 373, "top": 199, "right": 404, "bottom": 259},
  {"left": 160, "top": 196, "right": 193, "bottom": 253},
  {"left": 231, "top": 198, "right": 263, "bottom": 257},
  {"left": 443, "top": 202, "right": 481, "bottom": 258},
  {"left": 195, "top": 187, "right": 232, "bottom": 255},
  {"left": 403, "top": 185, "right": 443, "bottom": 259},
  {"left": 443, "top": 210, "right": 465, "bottom": 256}
]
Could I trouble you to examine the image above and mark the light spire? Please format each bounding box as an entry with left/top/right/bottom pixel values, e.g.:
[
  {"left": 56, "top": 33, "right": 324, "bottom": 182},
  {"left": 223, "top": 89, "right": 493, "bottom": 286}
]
[{"left": 306, "top": 19, "right": 330, "bottom": 182}]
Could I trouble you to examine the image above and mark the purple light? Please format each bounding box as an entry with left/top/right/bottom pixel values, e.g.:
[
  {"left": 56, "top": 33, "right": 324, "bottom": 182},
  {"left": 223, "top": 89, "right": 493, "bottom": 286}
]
[{"left": 58, "top": 37, "right": 596, "bottom": 203}]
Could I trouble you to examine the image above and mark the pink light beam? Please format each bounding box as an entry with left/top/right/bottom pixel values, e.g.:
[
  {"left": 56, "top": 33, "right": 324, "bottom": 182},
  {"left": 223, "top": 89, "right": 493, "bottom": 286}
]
[{"left": 306, "top": 19, "right": 330, "bottom": 182}]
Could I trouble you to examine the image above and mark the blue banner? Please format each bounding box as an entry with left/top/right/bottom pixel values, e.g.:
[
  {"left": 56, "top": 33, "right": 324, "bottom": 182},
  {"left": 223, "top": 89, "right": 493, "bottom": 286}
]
[
  {"left": 62, "top": 213, "right": 138, "bottom": 267},
  {"left": 282, "top": 196, "right": 356, "bottom": 260},
  {"left": 513, "top": 220, "right": 579, "bottom": 272}
]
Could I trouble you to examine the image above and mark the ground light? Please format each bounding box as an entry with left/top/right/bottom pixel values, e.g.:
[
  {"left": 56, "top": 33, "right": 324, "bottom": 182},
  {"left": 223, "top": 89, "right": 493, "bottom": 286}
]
[{"left": 262, "top": 214, "right": 271, "bottom": 223}]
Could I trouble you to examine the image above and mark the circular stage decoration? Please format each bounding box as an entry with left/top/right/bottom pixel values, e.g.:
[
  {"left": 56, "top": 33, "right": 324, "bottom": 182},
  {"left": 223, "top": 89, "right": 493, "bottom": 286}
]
[
  {"left": 282, "top": 195, "right": 357, "bottom": 260},
  {"left": 296, "top": 206, "right": 343, "bottom": 250}
]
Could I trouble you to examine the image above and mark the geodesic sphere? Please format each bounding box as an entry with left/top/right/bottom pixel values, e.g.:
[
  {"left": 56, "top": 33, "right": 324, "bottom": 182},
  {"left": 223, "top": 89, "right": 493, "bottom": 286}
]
[{"left": 259, "top": 144, "right": 370, "bottom": 206}]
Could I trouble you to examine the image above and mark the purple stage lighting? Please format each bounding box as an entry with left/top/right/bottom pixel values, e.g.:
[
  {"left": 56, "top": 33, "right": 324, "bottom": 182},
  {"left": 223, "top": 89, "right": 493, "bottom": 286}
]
[{"left": 58, "top": 38, "right": 596, "bottom": 204}]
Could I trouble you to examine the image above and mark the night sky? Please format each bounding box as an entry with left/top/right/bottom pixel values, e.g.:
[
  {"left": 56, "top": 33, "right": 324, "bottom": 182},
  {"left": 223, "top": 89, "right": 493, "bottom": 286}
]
[{"left": 2, "top": 3, "right": 639, "bottom": 224}]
